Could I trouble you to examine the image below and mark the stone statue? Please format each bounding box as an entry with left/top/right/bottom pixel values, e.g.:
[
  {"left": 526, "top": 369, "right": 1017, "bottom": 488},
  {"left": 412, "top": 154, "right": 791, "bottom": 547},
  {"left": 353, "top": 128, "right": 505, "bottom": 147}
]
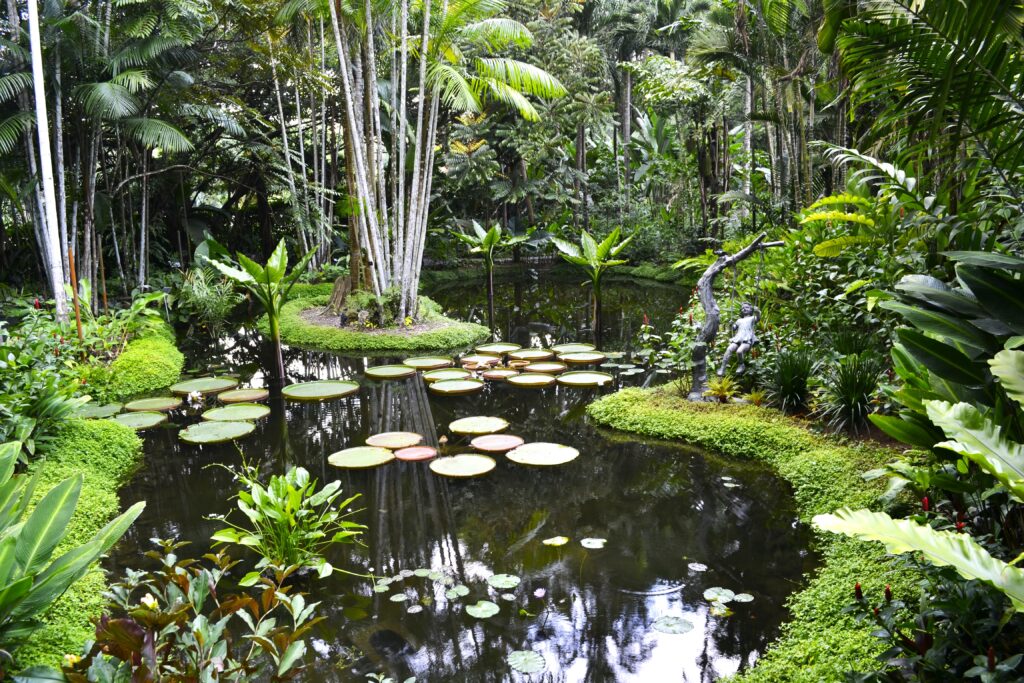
[{"left": 717, "top": 302, "right": 760, "bottom": 376}]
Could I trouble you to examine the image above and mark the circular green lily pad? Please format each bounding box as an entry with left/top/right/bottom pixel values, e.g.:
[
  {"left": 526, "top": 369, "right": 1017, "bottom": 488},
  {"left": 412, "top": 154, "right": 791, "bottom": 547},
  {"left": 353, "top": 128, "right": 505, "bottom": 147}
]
[
  {"left": 703, "top": 587, "right": 736, "bottom": 603},
  {"left": 466, "top": 600, "right": 500, "bottom": 619},
  {"left": 428, "top": 379, "right": 485, "bottom": 395},
  {"left": 508, "top": 650, "right": 546, "bottom": 675},
  {"left": 179, "top": 420, "right": 254, "bottom": 444},
  {"left": 475, "top": 342, "right": 522, "bottom": 355},
  {"left": 482, "top": 369, "right": 519, "bottom": 381},
  {"left": 218, "top": 388, "right": 270, "bottom": 404},
  {"left": 429, "top": 454, "right": 496, "bottom": 478},
  {"left": 506, "top": 442, "right": 579, "bottom": 466},
  {"left": 445, "top": 584, "right": 470, "bottom": 599},
  {"left": 170, "top": 377, "right": 239, "bottom": 396},
  {"left": 75, "top": 403, "right": 123, "bottom": 419},
  {"left": 558, "top": 351, "right": 607, "bottom": 364},
  {"left": 508, "top": 348, "right": 554, "bottom": 361},
  {"left": 653, "top": 616, "right": 694, "bottom": 634},
  {"left": 403, "top": 356, "right": 453, "bottom": 370},
  {"left": 422, "top": 368, "right": 472, "bottom": 383},
  {"left": 365, "top": 365, "right": 417, "bottom": 380},
  {"left": 449, "top": 416, "right": 509, "bottom": 435},
  {"left": 506, "top": 373, "right": 556, "bottom": 388},
  {"left": 486, "top": 574, "right": 520, "bottom": 589},
  {"left": 112, "top": 411, "right": 166, "bottom": 430},
  {"left": 366, "top": 431, "right": 423, "bottom": 449},
  {"left": 282, "top": 380, "right": 359, "bottom": 401},
  {"left": 524, "top": 362, "right": 566, "bottom": 374},
  {"left": 202, "top": 403, "right": 270, "bottom": 422},
  {"left": 733, "top": 593, "right": 755, "bottom": 603},
  {"left": 394, "top": 446, "right": 437, "bottom": 461},
  {"left": 460, "top": 354, "right": 501, "bottom": 366},
  {"left": 552, "top": 342, "right": 596, "bottom": 354},
  {"left": 557, "top": 371, "right": 614, "bottom": 388},
  {"left": 470, "top": 434, "right": 524, "bottom": 452},
  {"left": 328, "top": 446, "right": 396, "bottom": 468}
]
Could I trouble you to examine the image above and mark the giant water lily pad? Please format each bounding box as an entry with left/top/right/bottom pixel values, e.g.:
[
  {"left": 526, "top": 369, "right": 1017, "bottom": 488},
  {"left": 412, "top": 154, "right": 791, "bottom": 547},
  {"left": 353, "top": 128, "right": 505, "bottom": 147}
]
[
  {"left": 429, "top": 454, "right": 496, "bottom": 478},
  {"left": 460, "top": 354, "right": 501, "bottom": 366},
  {"left": 557, "top": 371, "right": 614, "bottom": 388},
  {"left": 466, "top": 600, "right": 500, "bottom": 619},
  {"left": 403, "top": 356, "right": 453, "bottom": 370},
  {"left": 282, "top": 380, "right": 359, "bottom": 401},
  {"left": 558, "top": 351, "right": 607, "bottom": 364},
  {"left": 482, "top": 368, "right": 519, "bottom": 381},
  {"left": 218, "top": 388, "right": 269, "bottom": 404},
  {"left": 475, "top": 342, "right": 521, "bottom": 355},
  {"left": 125, "top": 397, "right": 182, "bottom": 412},
  {"left": 179, "top": 420, "right": 254, "bottom": 444},
  {"left": 394, "top": 446, "right": 437, "bottom": 461},
  {"left": 365, "top": 365, "right": 417, "bottom": 380},
  {"left": 428, "top": 379, "right": 484, "bottom": 395},
  {"left": 470, "top": 434, "right": 524, "bottom": 452},
  {"left": 506, "top": 373, "right": 556, "bottom": 388},
  {"left": 170, "top": 377, "right": 239, "bottom": 396},
  {"left": 366, "top": 431, "right": 423, "bottom": 449},
  {"left": 75, "top": 403, "right": 123, "bottom": 419},
  {"left": 202, "top": 403, "right": 270, "bottom": 422},
  {"left": 507, "top": 650, "right": 546, "bottom": 675},
  {"left": 328, "top": 446, "right": 396, "bottom": 468},
  {"left": 524, "top": 362, "right": 566, "bottom": 374},
  {"left": 652, "top": 616, "right": 694, "bottom": 634},
  {"left": 486, "top": 574, "right": 520, "bottom": 589},
  {"left": 552, "top": 342, "right": 596, "bottom": 354},
  {"left": 449, "top": 416, "right": 509, "bottom": 435},
  {"left": 506, "top": 442, "right": 579, "bottom": 466},
  {"left": 422, "top": 368, "right": 471, "bottom": 383},
  {"left": 508, "top": 348, "right": 554, "bottom": 361},
  {"left": 113, "top": 411, "right": 166, "bottom": 430}
]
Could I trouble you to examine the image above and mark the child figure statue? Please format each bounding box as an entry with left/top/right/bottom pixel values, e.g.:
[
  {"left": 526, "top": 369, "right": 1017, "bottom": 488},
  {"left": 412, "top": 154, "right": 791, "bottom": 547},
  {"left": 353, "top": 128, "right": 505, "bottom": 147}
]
[{"left": 717, "top": 302, "right": 760, "bottom": 376}]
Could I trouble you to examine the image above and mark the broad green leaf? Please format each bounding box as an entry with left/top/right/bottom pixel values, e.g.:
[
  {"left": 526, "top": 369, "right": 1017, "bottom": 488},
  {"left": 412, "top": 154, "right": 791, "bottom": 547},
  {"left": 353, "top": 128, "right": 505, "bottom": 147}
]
[
  {"left": 868, "top": 414, "right": 940, "bottom": 450},
  {"left": 990, "top": 350, "right": 1024, "bottom": 408},
  {"left": 957, "top": 265, "right": 1024, "bottom": 335},
  {"left": 15, "top": 475, "right": 82, "bottom": 575},
  {"left": 237, "top": 252, "right": 267, "bottom": 284},
  {"left": 897, "top": 329, "right": 986, "bottom": 386},
  {"left": 943, "top": 251, "right": 1024, "bottom": 272},
  {"left": 880, "top": 301, "right": 995, "bottom": 353},
  {"left": 551, "top": 237, "right": 581, "bottom": 259},
  {"left": 811, "top": 234, "right": 875, "bottom": 257},
  {"left": 580, "top": 231, "right": 598, "bottom": 264},
  {"left": 266, "top": 239, "right": 288, "bottom": 284},
  {"left": 277, "top": 640, "right": 306, "bottom": 676}
]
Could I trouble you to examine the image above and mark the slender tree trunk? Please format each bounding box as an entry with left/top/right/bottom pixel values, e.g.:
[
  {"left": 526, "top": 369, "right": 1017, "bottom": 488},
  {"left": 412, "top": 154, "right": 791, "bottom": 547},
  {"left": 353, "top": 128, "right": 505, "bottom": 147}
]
[{"left": 53, "top": 43, "right": 69, "bottom": 280}]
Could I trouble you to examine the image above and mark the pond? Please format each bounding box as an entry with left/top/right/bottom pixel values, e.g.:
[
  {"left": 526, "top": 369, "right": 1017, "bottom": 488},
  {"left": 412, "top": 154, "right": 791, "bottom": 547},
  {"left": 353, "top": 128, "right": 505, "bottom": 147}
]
[{"left": 110, "top": 269, "right": 815, "bottom": 682}]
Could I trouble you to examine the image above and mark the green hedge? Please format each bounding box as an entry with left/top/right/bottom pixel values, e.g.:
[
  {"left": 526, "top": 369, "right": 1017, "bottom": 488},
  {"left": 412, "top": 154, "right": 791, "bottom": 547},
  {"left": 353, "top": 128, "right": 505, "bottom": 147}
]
[
  {"left": 587, "top": 389, "right": 917, "bottom": 682},
  {"left": 277, "top": 295, "right": 489, "bottom": 353},
  {"left": 287, "top": 282, "right": 335, "bottom": 300},
  {"left": 101, "top": 325, "right": 184, "bottom": 401},
  {"left": 16, "top": 419, "right": 144, "bottom": 669}
]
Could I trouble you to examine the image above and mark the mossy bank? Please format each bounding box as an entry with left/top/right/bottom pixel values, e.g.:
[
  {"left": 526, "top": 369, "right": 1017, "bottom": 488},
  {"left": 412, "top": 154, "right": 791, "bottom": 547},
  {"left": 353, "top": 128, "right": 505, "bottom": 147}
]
[
  {"left": 88, "top": 323, "right": 184, "bottom": 401},
  {"left": 277, "top": 295, "right": 489, "bottom": 353},
  {"left": 587, "top": 388, "right": 917, "bottom": 682}
]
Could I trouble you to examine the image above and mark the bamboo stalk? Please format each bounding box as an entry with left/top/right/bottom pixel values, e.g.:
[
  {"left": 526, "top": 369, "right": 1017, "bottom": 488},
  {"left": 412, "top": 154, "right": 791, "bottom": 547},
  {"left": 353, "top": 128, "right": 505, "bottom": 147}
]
[{"left": 68, "top": 246, "right": 84, "bottom": 341}]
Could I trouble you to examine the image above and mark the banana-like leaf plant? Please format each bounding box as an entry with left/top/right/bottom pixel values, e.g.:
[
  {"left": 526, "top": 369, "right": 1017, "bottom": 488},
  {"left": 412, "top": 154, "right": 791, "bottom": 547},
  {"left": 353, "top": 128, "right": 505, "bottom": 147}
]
[
  {"left": 205, "top": 239, "right": 316, "bottom": 382},
  {"left": 451, "top": 221, "right": 528, "bottom": 332},
  {"left": 551, "top": 227, "right": 633, "bottom": 343}
]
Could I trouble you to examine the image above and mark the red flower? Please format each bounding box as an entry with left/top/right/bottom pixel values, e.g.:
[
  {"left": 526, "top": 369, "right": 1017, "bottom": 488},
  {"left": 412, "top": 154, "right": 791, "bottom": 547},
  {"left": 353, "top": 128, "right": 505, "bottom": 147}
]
[
  {"left": 33, "top": 298, "right": 40, "bottom": 309},
  {"left": 988, "top": 646, "right": 996, "bottom": 672},
  {"left": 922, "top": 496, "right": 930, "bottom": 512},
  {"left": 884, "top": 585, "right": 892, "bottom": 603},
  {"left": 854, "top": 582, "right": 863, "bottom": 601},
  {"left": 643, "top": 313, "right": 649, "bottom": 325}
]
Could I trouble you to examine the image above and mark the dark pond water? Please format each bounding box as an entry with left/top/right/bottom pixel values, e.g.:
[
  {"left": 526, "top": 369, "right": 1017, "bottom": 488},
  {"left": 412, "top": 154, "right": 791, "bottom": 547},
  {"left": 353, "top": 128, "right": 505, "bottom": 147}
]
[{"left": 110, "top": 271, "right": 814, "bottom": 682}]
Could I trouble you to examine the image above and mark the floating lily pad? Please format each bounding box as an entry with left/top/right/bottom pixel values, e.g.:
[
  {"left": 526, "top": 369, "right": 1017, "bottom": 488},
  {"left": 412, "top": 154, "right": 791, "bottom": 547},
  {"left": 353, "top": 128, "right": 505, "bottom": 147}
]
[
  {"left": 551, "top": 342, "right": 596, "bottom": 354},
  {"left": 75, "top": 402, "right": 123, "bottom": 419},
  {"left": 394, "top": 446, "right": 437, "bottom": 461},
  {"left": 179, "top": 420, "right": 254, "bottom": 444},
  {"left": 501, "top": 593, "right": 516, "bottom": 601},
  {"left": 558, "top": 351, "right": 607, "bottom": 364},
  {"left": 506, "top": 373, "right": 556, "bottom": 388},
  {"left": 449, "top": 416, "right": 509, "bottom": 435},
  {"left": 403, "top": 356, "right": 452, "bottom": 370},
  {"left": 373, "top": 584, "right": 389, "bottom": 593},
  {"left": 466, "top": 600, "right": 500, "bottom": 619},
  {"left": 542, "top": 536, "right": 570, "bottom": 546},
  {"left": 580, "top": 538, "right": 606, "bottom": 549},
  {"left": 422, "top": 368, "right": 472, "bottom": 383},
  {"left": 170, "top": 377, "right": 239, "bottom": 396},
  {"left": 508, "top": 348, "right": 554, "bottom": 361},
  {"left": 476, "top": 342, "right": 522, "bottom": 355},
  {"left": 460, "top": 354, "right": 501, "bottom": 366},
  {"left": 125, "top": 396, "right": 182, "bottom": 412},
  {"left": 389, "top": 594, "right": 408, "bottom": 602},
  {"left": 407, "top": 604, "right": 424, "bottom": 614},
  {"left": 524, "top": 362, "right": 566, "bottom": 374},
  {"left": 470, "top": 434, "right": 524, "bottom": 452},
  {"left": 507, "top": 650, "right": 546, "bottom": 675},
  {"left": 113, "top": 411, "right": 166, "bottom": 430},
  {"left": 508, "top": 360, "right": 531, "bottom": 369},
  {"left": 557, "top": 371, "right": 614, "bottom": 388},
  {"left": 653, "top": 616, "right": 694, "bottom": 634},
  {"left": 506, "top": 442, "right": 579, "bottom": 466},
  {"left": 733, "top": 593, "right": 755, "bottom": 603},
  {"left": 482, "top": 368, "right": 519, "bottom": 381},
  {"left": 429, "top": 454, "right": 496, "bottom": 478},
  {"left": 328, "top": 446, "right": 396, "bottom": 468},
  {"left": 202, "top": 403, "right": 270, "bottom": 422},
  {"left": 428, "top": 379, "right": 485, "bottom": 395},
  {"left": 282, "top": 380, "right": 359, "bottom": 401},
  {"left": 218, "top": 388, "right": 269, "bottom": 403},
  {"left": 688, "top": 562, "right": 708, "bottom": 572},
  {"left": 710, "top": 602, "right": 733, "bottom": 617},
  {"left": 486, "top": 574, "right": 521, "bottom": 590},
  {"left": 703, "top": 587, "right": 736, "bottom": 603},
  {"left": 365, "top": 365, "right": 417, "bottom": 380},
  {"left": 366, "top": 431, "right": 423, "bottom": 449},
  {"left": 445, "top": 584, "right": 470, "bottom": 600}
]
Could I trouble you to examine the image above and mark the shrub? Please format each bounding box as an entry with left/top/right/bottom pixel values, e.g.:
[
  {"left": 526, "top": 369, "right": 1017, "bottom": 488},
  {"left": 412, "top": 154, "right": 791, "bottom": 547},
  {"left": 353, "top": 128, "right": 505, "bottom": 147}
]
[
  {"left": 175, "top": 267, "right": 242, "bottom": 335},
  {"left": 767, "top": 349, "right": 816, "bottom": 413},
  {"left": 101, "top": 331, "right": 184, "bottom": 402},
  {"left": 816, "top": 354, "right": 884, "bottom": 434}
]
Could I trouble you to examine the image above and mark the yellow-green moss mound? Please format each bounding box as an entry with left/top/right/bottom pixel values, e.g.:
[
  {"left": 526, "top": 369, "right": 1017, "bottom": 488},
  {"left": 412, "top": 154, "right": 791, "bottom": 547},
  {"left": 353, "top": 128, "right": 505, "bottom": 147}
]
[{"left": 101, "top": 325, "right": 184, "bottom": 401}]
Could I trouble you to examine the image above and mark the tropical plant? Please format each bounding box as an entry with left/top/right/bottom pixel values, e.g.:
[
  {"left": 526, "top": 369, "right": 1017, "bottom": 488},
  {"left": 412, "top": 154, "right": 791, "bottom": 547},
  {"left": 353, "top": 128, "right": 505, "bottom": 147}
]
[
  {"left": 205, "top": 239, "right": 315, "bottom": 382},
  {"left": 703, "top": 375, "right": 739, "bottom": 404},
  {"left": 451, "top": 221, "right": 529, "bottom": 330},
  {"left": 816, "top": 354, "right": 884, "bottom": 434},
  {"left": 209, "top": 464, "right": 364, "bottom": 581},
  {"left": 176, "top": 267, "right": 243, "bottom": 336},
  {"left": 766, "top": 349, "right": 815, "bottom": 414},
  {"left": 552, "top": 226, "right": 633, "bottom": 341}
]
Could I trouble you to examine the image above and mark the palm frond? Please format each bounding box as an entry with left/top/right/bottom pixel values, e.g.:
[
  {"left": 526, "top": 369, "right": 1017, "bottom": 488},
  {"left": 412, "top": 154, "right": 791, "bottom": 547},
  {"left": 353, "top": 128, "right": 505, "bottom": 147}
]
[
  {"left": 112, "top": 69, "right": 155, "bottom": 94},
  {"left": 123, "top": 117, "right": 194, "bottom": 152},
  {"left": 473, "top": 57, "right": 567, "bottom": 99},
  {"left": 73, "top": 82, "right": 141, "bottom": 119},
  {"left": 479, "top": 78, "right": 539, "bottom": 121},
  {"left": 458, "top": 17, "right": 533, "bottom": 52},
  {"left": 0, "top": 73, "right": 32, "bottom": 105},
  {"left": 429, "top": 62, "right": 481, "bottom": 113},
  {"left": 0, "top": 112, "right": 33, "bottom": 156}
]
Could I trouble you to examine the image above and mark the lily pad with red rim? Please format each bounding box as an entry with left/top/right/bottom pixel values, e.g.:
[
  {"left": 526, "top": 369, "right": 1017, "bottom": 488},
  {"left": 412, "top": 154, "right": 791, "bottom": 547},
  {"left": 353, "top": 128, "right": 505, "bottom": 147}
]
[
  {"left": 366, "top": 431, "right": 423, "bottom": 449},
  {"left": 475, "top": 342, "right": 522, "bottom": 355},
  {"left": 557, "top": 371, "right": 614, "bottom": 388},
  {"left": 428, "top": 379, "right": 485, "bottom": 395},
  {"left": 202, "top": 403, "right": 270, "bottom": 422},
  {"left": 429, "top": 453, "right": 496, "bottom": 478},
  {"left": 218, "top": 388, "right": 270, "bottom": 403},
  {"left": 394, "top": 446, "right": 437, "bottom": 461},
  {"left": 460, "top": 354, "right": 501, "bottom": 366},
  {"left": 470, "top": 434, "right": 524, "bottom": 452},
  {"left": 365, "top": 365, "right": 417, "bottom": 380},
  {"left": 113, "top": 411, "right": 167, "bottom": 430},
  {"left": 558, "top": 351, "right": 607, "bottom": 364},
  {"left": 179, "top": 420, "right": 255, "bottom": 444},
  {"left": 551, "top": 342, "right": 596, "bottom": 354},
  {"left": 506, "top": 442, "right": 580, "bottom": 466},
  {"left": 170, "top": 377, "right": 239, "bottom": 396},
  {"left": 403, "top": 356, "right": 453, "bottom": 370},
  {"left": 422, "top": 368, "right": 471, "bottom": 383},
  {"left": 508, "top": 348, "right": 554, "bottom": 361},
  {"left": 524, "top": 362, "right": 566, "bottom": 374},
  {"left": 328, "top": 446, "right": 396, "bottom": 468},
  {"left": 482, "top": 368, "right": 519, "bottom": 381},
  {"left": 449, "top": 416, "right": 509, "bottom": 435},
  {"left": 125, "top": 396, "right": 182, "bottom": 412},
  {"left": 506, "top": 373, "right": 556, "bottom": 388},
  {"left": 282, "top": 380, "right": 359, "bottom": 401}
]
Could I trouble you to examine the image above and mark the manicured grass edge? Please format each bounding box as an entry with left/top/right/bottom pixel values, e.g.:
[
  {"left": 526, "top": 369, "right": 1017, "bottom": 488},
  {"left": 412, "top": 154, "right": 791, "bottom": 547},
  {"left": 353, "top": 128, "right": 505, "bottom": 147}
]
[
  {"left": 16, "top": 419, "right": 144, "bottom": 669},
  {"left": 586, "top": 388, "right": 918, "bottom": 682},
  {"left": 101, "top": 323, "right": 184, "bottom": 401},
  {"left": 278, "top": 295, "right": 489, "bottom": 353}
]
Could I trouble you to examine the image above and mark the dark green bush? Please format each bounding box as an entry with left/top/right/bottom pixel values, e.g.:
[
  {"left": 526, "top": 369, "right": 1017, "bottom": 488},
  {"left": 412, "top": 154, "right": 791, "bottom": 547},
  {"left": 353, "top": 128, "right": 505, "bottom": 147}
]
[
  {"left": 767, "top": 349, "right": 816, "bottom": 413},
  {"left": 817, "top": 354, "right": 884, "bottom": 434}
]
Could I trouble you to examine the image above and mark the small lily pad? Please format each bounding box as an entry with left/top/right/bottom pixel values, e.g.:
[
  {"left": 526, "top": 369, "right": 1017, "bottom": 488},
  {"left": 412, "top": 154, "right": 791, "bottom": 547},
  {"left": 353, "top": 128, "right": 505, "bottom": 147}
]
[
  {"left": 389, "top": 594, "right": 408, "bottom": 602},
  {"left": 703, "top": 587, "right": 736, "bottom": 603},
  {"left": 113, "top": 411, "right": 166, "bottom": 430},
  {"left": 710, "top": 601, "right": 733, "bottom": 617},
  {"left": 687, "top": 562, "right": 708, "bottom": 572},
  {"left": 506, "top": 373, "right": 556, "bottom": 388},
  {"left": 373, "top": 584, "right": 390, "bottom": 593},
  {"left": 413, "top": 568, "right": 431, "bottom": 577},
  {"left": 486, "top": 574, "right": 521, "bottom": 589},
  {"left": 557, "top": 371, "right": 614, "bottom": 387},
  {"left": 125, "top": 396, "right": 182, "bottom": 412},
  {"left": 394, "top": 446, "right": 437, "bottom": 461},
  {"left": 328, "top": 446, "right": 396, "bottom": 469},
  {"left": 282, "top": 380, "right": 359, "bottom": 401},
  {"left": 551, "top": 342, "right": 596, "bottom": 354},
  {"left": 179, "top": 420, "right": 254, "bottom": 444},
  {"left": 445, "top": 584, "right": 470, "bottom": 600},
  {"left": 507, "top": 650, "right": 546, "bottom": 675},
  {"left": 501, "top": 593, "right": 516, "bottom": 601},
  {"left": 449, "top": 416, "right": 509, "bottom": 435},
  {"left": 466, "top": 600, "right": 500, "bottom": 619},
  {"left": 422, "top": 368, "right": 472, "bottom": 383},
  {"left": 170, "top": 377, "right": 239, "bottom": 396},
  {"left": 74, "top": 403, "right": 123, "bottom": 419},
  {"left": 558, "top": 351, "right": 607, "bottom": 364},
  {"left": 580, "top": 538, "right": 606, "bottom": 549},
  {"left": 365, "top": 365, "right": 417, "bottom": 380},
  {"left": 407, "top": 604, "right": 424, "bottom": 614},
  {"left": 476, "top": 342, "right": 522, "bottom": 355},
  {"left": 202, "top": 403, "right": 270, "bottom": 422},
  {"left": 482, "top": 368, "right": 519, "bottom": 381},
  {"left": 542, "top": 536, "right": 569, "bottom": 546},
  {"left": 366, "top": 431, "right": 423, "bottom": 449},
  {"left": 470, "top": 434, "right": 524, "bottom": 452},
  {"left": 508, "top": 348, "right": 554, "bottom": 361},
  {"left": 429, "top": 454, "right": 496, "bottom": 478},
  {"left": 460, "top": 353, "right": 501, "bottom": 366},
  {"left": 428, "top": 379, "right": 485, "bottom": 395},
  {"left": 403, "top": 356, "right": 453, "bottom": 370},
  {"left": 652, "top": 616, "right": 694, "bottom": 634},
  {"left": 733, "top": 593, "right": 755, "bottom": 603},
  {"left": 218, "top": 388, "right": 269, "bottom": 403},
  {"left": 506, "top": 442, "right": 579, "bottom": 466},
  {"left": 523, "top": 362, "right": 567, "bottom": 374}
]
